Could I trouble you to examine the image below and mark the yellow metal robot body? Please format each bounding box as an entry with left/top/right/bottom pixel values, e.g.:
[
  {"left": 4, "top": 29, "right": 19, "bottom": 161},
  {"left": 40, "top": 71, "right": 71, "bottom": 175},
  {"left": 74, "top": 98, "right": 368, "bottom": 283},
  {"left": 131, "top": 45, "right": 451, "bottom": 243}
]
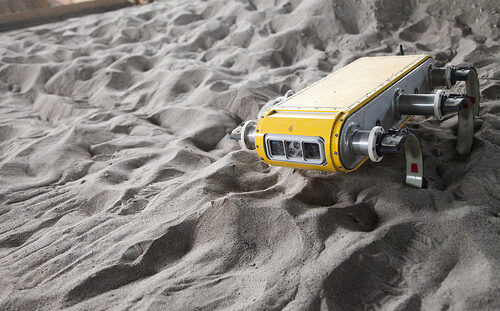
[{"left": 231, "top": 55, "right": 480, "bottom": 188}]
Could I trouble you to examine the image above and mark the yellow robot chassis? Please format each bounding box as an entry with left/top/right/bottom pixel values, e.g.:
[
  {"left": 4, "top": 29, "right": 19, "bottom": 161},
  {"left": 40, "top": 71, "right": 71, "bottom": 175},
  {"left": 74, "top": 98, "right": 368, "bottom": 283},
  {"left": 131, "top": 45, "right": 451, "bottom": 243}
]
[{"left": 230, "top": 55, "right": 480, "bottom": 188}]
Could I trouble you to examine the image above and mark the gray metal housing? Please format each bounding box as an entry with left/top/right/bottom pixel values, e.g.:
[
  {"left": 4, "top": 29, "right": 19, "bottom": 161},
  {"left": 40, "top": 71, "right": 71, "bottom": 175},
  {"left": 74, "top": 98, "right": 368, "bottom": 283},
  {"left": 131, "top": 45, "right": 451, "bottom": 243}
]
[{"left": 339, "top": 58, "right": 434, "bottom": 170}]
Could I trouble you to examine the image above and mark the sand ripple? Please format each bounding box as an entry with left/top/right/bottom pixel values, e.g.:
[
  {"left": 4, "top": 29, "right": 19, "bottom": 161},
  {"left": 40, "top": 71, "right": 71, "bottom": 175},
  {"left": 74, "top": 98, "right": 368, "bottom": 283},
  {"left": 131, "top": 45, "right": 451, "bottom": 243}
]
[{"left": 0, "top": 0, "right": 499, "bottom": 310}]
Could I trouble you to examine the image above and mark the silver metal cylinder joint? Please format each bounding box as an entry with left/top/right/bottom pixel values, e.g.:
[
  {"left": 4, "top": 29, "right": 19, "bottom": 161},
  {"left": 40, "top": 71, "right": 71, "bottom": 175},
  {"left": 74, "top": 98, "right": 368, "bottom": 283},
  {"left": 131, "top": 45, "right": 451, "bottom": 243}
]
[
  {"left": 350, "top": 130, "right": 371, "bottom": 155},
  {"left": 398, "top": 94, "right": 436, "bottom": 115},
  {"left": 396, "top": 90, "right": 446, "bottom": 120},
  {"left": 349, "top": 126, "right": 385, "bottom": 162},
  {"left": 239, "top": 120, "right": 257, "bottom": 150},
  {"left": 430, "top": 64, "right": 455, "bottom": 88}
]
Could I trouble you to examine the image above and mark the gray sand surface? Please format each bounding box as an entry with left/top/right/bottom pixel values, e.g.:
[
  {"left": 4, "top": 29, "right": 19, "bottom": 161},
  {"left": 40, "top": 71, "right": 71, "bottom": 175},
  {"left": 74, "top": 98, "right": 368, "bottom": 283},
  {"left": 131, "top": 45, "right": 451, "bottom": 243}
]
[{"left": 0, "top": 0, "right": 499, "bottom": 310}]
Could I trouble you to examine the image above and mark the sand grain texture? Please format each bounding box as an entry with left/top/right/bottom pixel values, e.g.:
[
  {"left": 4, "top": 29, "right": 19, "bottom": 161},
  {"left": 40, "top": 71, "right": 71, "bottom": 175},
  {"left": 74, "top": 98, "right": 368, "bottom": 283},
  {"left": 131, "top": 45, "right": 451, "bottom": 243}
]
[{"left": 0, "top": 0, "right": 500, "bottom": 310}]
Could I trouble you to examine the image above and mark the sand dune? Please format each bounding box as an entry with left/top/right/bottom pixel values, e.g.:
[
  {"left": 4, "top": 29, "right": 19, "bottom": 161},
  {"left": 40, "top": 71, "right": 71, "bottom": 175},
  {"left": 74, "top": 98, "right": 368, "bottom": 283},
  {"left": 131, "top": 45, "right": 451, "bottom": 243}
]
[{"left": 0, "top": 0, "right": 499, "bottom": 310}]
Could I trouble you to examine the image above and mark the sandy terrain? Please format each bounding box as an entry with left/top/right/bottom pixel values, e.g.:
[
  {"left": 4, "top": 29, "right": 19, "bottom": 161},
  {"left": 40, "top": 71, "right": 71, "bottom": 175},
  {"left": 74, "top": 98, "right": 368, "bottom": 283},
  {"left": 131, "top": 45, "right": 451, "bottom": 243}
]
[{"left": 0, "top": 0, "right": 499, "bottom": 310}]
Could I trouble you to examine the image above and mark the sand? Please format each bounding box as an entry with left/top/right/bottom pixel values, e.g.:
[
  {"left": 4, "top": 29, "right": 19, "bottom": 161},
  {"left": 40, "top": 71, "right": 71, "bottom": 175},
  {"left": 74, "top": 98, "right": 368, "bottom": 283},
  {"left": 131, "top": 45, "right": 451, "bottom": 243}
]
[{"left": 0, "top": 0, "right": 499, "bottom": 310}]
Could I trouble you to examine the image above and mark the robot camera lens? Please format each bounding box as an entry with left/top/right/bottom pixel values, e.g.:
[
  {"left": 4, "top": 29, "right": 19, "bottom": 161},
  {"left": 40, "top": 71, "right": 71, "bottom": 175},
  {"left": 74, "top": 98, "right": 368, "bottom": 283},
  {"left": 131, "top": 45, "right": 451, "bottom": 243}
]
[
  {"left": 285, "top": 141, "right": 302, "bottom": 158},
  {"left": 269, "top": 140, "right": 285, "bottom": 156},
  {"left": 304, "top": 143, "right": 321, "bottom": 159}
]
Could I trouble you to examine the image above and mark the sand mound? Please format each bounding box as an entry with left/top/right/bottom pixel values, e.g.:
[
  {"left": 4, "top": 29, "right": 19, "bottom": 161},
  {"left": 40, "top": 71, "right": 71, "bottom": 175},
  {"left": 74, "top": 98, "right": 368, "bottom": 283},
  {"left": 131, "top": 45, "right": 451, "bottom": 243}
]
[{"left": 0, "top": 0, "right": 499, "bottom": 310}]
